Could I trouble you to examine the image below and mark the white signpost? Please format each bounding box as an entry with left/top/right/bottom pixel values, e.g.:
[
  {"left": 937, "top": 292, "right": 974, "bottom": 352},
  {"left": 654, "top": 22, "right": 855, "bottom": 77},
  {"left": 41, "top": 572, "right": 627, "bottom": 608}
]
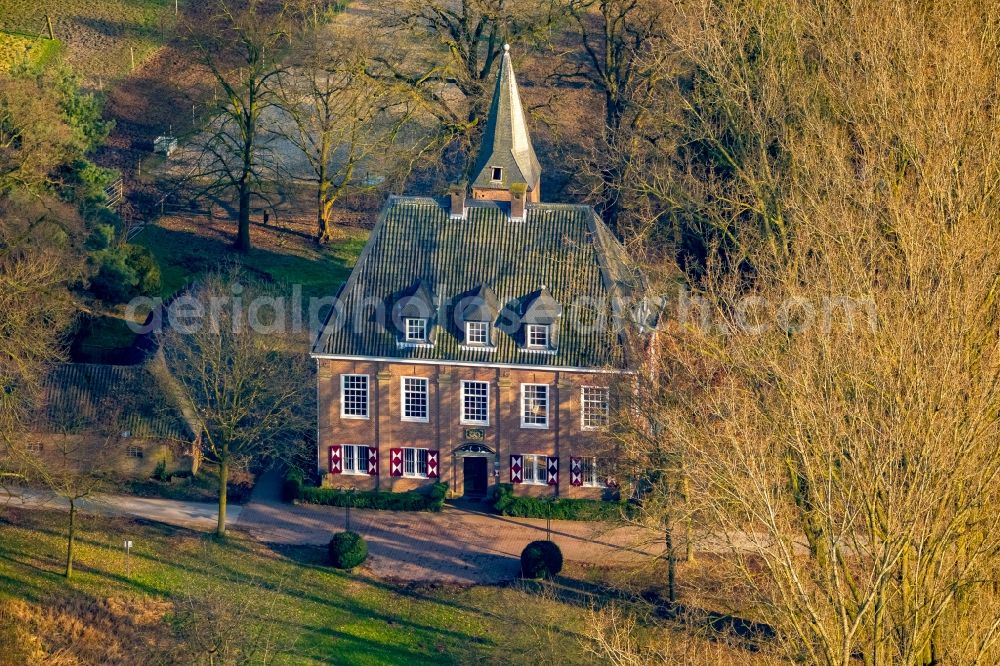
[{"left": 124, "top": 540, "right": 133, "bottom": 577}]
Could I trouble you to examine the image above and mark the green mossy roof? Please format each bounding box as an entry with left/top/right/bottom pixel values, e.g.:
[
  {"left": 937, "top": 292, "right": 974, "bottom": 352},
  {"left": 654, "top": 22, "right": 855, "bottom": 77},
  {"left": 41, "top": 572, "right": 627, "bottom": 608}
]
[
  {"left": 313, "top": 197, "right": 646, "bottom": 371},
  {"left": 37, "top": 363, "right": 189, "bottom": 439}
]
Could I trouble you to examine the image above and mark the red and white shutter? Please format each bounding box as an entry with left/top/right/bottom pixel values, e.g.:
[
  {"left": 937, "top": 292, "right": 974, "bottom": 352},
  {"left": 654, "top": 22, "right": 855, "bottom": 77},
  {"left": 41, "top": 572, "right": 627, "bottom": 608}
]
[
  {"left": 570, "top": 457, "right": 583, "bottom": 486},
  {"left": 510, "top": 455, "right": 523, "bottom": 484},
  {"left": 546, "top": 456, "right": 559, "bottom": 486},
  {"left": 367, "top": 447, "right": 379, "bottom": 475},
  {"left": 329, "top": 445, "right": 343, "bottom": 474},
  {"left": 389, "top": 448, "right": 404, "bottom": 477},
  {"left": 427, "top": 450, "right": 440, "bottom": 479}
]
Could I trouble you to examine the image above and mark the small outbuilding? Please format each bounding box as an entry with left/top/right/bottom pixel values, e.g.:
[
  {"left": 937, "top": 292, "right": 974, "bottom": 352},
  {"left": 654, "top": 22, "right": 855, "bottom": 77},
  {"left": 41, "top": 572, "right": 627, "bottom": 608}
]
[{"left": 154, "top": 135, "right": 178, "bottom": 157}]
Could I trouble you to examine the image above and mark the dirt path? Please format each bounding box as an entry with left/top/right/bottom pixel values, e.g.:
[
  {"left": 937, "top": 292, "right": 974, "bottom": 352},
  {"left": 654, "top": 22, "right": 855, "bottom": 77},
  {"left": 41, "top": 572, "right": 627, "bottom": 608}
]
[
  {"left": 2, "top": 473, "right": 664, "bottom": 584},
  {"left": 0, "top": 487, "right": 241, "bottom": 530}
]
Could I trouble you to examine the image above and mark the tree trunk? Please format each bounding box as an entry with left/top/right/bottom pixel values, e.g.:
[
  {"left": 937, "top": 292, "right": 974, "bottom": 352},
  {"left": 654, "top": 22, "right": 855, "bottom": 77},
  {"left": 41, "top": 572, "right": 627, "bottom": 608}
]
[
  {"left": 665, "top": 524, "right": 677, "bottom": 604},
  {"left": 65, "top": 500, "right": 76, "bottom": 578},
  {"left": 217, "top": 457, "right": 229, "bottom": 538},
  {"left": 682, "top": 473, "right": 694, "bottom": 562},
  {"left": 317, "top": 178, "right": 331, "bottom": 244},
  {"left": 191, "top": 437, "right": 202, "bottom": 476},
  {"left": 684, "top": 516, "right": 694, "bottom": 563},
  {"left": 236, "top": 184, "right": 252, "bottom": 253}
]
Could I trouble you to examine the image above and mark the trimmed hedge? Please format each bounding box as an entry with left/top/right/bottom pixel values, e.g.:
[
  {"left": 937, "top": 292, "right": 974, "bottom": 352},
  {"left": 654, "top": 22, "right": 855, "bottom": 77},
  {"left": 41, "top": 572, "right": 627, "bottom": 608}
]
[
  {"left": 520, "top": 540, "right": 563, "bottom": 579},
  {"left": 282, "top": 468, "right": 305, "bottom": 503},
  {"left": 298, "top": 482, "right": 448, "bottom": 512},
  {"left": 328, "top": 531, "right": 368, "bottom": 569},
  {"left": 492, "top": 483, "right": 632, "bottom": 521}
]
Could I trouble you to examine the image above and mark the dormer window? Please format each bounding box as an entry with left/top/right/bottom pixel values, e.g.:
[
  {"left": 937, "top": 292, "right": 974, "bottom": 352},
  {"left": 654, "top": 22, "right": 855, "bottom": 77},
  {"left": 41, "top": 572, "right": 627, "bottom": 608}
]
[
  {"left": 466, "top": 321, "right": 490, "bottom": 346},
  {"left": 405, "top": 318, "right": 427, "bottom": 342},
  {"left": 457, "top": 285, "right": 500, "bottom": 348},
  {"left": 518, "top": 287, "right": 561, "bottom": 352},
  {"left": 491, "top": 166, "right": 504, "bottom": 182},
  {"left": 395, "top": 280, "right": 436, "bottom": 346},
  {"left": 526, "top": 323, "right": 550, "bottom": 349}
]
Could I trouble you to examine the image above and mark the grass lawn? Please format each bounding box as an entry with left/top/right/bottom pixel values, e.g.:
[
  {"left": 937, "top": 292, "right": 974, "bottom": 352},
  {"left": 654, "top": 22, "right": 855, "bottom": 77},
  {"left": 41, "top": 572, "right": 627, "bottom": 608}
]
[
  {"left": 0, "top": 509, "right": 603, "bottom": 665},
  {"left": 0, "top": 31, "right": 62, "bottom": 73},
  {"left": 0, "top": 0, "right": 181, "bottom": 84},
  {"left": 132, "top": 216, "right": 367, "bottom": 302},
  {"left": 71, "top": 216, "right": 366, "bottom": 358}
]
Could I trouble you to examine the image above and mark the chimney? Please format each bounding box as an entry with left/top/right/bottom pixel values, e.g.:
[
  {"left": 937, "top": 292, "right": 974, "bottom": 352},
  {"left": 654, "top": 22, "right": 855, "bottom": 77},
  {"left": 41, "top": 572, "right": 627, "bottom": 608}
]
[
  {"left": 510, "top": 182, "right": 527, "bottom": 221},
  {"left": 449, "top": 183, "right": 467, "bottom": 220}
]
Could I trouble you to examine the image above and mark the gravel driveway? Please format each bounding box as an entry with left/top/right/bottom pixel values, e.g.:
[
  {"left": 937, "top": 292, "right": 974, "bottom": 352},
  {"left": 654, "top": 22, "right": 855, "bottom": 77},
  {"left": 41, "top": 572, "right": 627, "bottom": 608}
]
[
  {"left": 236, "top": 497, "right": 660, "bottom": 584},
  {"left": 2, "top": 473, "right": 663, "bottom": 585}
]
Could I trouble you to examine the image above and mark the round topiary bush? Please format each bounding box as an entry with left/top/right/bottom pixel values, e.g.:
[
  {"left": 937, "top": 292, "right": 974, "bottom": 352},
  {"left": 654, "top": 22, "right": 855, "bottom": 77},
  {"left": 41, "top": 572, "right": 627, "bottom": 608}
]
[
  {"left": 328, "top": 531, "right": 368, "bottom": 569},
  {"left": 520, "top": 540, "right": 563, "bottom": 579}
]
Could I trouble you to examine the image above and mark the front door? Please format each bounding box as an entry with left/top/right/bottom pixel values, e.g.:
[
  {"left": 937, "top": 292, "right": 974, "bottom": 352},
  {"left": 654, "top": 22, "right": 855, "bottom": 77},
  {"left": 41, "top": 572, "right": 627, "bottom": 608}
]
[{"left": 463, "top": 457, "right": 489, "bottom": 497}]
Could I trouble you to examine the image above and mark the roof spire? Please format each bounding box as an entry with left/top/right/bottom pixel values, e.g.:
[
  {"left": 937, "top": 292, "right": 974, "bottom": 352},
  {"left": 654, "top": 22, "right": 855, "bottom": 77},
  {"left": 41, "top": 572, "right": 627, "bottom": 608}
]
[{"left": 470, "top": 44, "right": 542, "bottom": 202}]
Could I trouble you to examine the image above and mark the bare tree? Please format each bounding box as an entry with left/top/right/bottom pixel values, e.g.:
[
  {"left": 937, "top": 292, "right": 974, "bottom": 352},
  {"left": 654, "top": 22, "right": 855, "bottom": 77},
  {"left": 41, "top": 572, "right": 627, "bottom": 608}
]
[
  {"left": 610, "top": 375, "right": 695, "bottom": 603},
  {"left": 276, "top": 31, "right": 414, "bottom": 244},
  {"left": 189, "top": 0, "right": 288, "bottom": 253},
  {"left": 283, "top": 0, "right": 348, "bottom": 31},
  {"left": 560, "top": 0, "right": 663, "bottom": 136},
  {"left": 14, "top": 392, "right": 133, "bottom": 579},
  {"left": 557, "top": 0, "right": 666, "bottom": 230},
  {"left": 610, "top": 0, "right": 1000, "bottom": 663},
  {"left": 161, "top": 272, "right": 311, "bottom": 538},
  {"left": 0, "top": 196, "right": 80, "bottom": 450},
  {"left": 367, "top": 0, "right": 557, "bottom": 169},
  {"left": 587, "top": 601, "right": 780, "bottom": 665}
]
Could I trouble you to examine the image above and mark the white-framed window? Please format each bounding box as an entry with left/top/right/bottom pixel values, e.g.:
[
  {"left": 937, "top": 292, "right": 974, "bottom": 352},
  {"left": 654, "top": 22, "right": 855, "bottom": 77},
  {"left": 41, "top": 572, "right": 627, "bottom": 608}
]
[
  {"left": 490, "top": 166, "right": 503, "bottom": 182},
  {"left": 341, "top": 374, "right": 370, "bottom": 419},
  {"left": 581, "top": 386, "right": 610, "bottom": 430},
  {"left": 403, "top": 447, "right": 429, "bottom": 478},
  {"left": 526, "top": 323, "right": 550, "bottom": 349},
  {"left": 126, "top": 445, "right": 144, "bottom": 459},
  {"left": 342, "top": 444, "right": 368, "bottom": 475},
  {"left": 26, "top": 442, "right": 43, "bottom": 454},
  {"left": 461, "top": 380, "right": 490, "bottom": 425},
  {"left": 521, "top": 383, "right": 549, "bottom": 428},
  {"left": 521, "top": 454, "right": 548, "bottom": 485},
  {"left": 401, "top": 376, "right": 429, "bottom": 422},
  {"left": 465, "top": 321, "right": 490, "bottom": 346},
  {"left": 579, "top": 457, "right": 608, "bottom": 487},
  {"left": 405, "top": 317, "right": 428, "bottom": 342}
]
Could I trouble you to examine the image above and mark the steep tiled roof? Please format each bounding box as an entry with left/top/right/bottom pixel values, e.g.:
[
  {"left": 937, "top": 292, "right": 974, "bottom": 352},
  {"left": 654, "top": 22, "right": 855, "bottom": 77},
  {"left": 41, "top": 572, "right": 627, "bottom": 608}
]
[
  {"left": 312, "top": 197, "right": 645, "bottom": 371},
  {"left": 471, "top": 46, "right": 542, "bottom": 194},
  {"left": 36, "top": 363, "right": 190, "bottom": 439}
]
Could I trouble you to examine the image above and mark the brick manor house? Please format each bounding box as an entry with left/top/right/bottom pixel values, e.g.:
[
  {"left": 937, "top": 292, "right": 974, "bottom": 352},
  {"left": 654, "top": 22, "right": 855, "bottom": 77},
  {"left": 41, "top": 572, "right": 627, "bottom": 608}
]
[{"left": 311, "top": 45, "right": 651, "bottom": 499}]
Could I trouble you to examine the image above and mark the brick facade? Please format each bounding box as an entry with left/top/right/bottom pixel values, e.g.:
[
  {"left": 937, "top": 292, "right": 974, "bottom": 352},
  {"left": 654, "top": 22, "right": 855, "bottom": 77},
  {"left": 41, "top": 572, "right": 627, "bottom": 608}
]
[
  {"left": 311, "top": 49, "right": 646, "bottom": 502},
  {"left": 316, "top": 359, "right": 617, "bottom": 499},
  {"left": 18, "top": 433, "right": 191, "bottom": 478},
  {"left": 470, "top": 185, "right": 541, "bottom": 203}
]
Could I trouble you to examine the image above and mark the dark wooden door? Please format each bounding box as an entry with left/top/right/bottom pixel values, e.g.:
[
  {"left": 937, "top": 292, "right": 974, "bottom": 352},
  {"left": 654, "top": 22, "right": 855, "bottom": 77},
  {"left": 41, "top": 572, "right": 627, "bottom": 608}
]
[{"left": 463, "top": 457, "right": 488, "bottom": 497}]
